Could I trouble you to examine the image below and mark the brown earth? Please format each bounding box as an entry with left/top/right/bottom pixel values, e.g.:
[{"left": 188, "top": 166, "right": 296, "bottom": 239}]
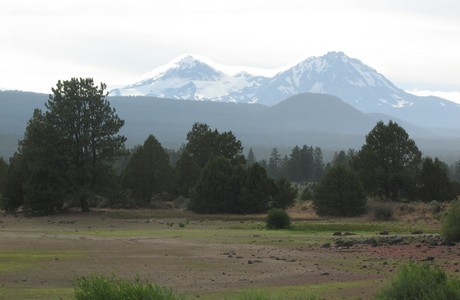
[{"left": 0, "top": 209, "right": 458, "bottom": 299}]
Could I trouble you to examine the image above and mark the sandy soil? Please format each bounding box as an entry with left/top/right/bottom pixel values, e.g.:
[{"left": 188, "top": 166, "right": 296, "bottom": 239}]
[{"left": 0, "top": 210, "right": 458, "bottom": 299}]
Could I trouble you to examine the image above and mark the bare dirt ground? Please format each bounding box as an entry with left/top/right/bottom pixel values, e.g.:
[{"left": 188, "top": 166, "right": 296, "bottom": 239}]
[{"left": 0, "top": 208, "right": 459, "bottom": 299}]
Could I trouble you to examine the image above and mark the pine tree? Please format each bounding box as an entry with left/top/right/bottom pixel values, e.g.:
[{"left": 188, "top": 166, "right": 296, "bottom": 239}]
[
  {"left": 175, "top": 150, "right": 200, "bottom": 197},
  {"left": 246, "top": 147, "right": 256, "bottom": 167},
  {"left": 122, "top": 135, "right": 174, "bottom": 205},
  {"left": 313, "top": 166, "right": 366, "bottom": 216},
  {"left": 190, "top": 156, "right": 236, "bottom": 213},
  {"left": 267, "top": 147, "right": 281, "bottom": 179},
  {"left": 353, "top": 121, "right": 421, "bottom": 201},
  {"left": 419, "top": 157, "right": 455, "bottom": 202},
  {"left": 46, "top": 78, "right": 126, "bottom": 211}
]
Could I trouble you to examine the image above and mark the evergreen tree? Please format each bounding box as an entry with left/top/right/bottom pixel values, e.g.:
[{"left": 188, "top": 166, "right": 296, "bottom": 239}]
[
  {"left": 2, "top": 154, "right": 24, "bottom": 212},
  {"left": 190, "top": 156, "right": 236, "bottom": 213},
  {"left": 246, "top": 147, "right": 256, "bottom": 167},
  {"left": 312, "top": 147, "right": 325, "bottom": 181},
  {"left": 238, "top": 163, "right": 274, "bottom": 213},
  {"left": 46, "top": 78, "right": 126, "bottom": 211},
  {"left": 419, "top": 157, "right": 455, "bottom": 202},
  {"left": 267, "top": 147, "right": 281, "bottom": 179},
  {"left": 175, "top": 150, "right": 200, "bottom": 197},
  {"left": 185, "top": 122, "right": 245, "bottom": 168},
  {"left": 0, "top": 157, "right": 7, "bottom": 195},
  {"left": 313, "top": 166, "right": 366, "bottom": 216},
  {"left": 286, "top": 146, "right": 302, "bottom": 182},
  {"left": 271, "top": 178, "right": 297, "bottom": 209},
  {"left": 2, "top": 110, "right": 68, "bottom": 213},
  {"left": 352, "top": 121, "right": 421, "bottom": 201},
  {"left": 285, "top": 145, "right": 314, "bottom": 182},
  {"left": 122, "top": 135, "right": 174, "bottom": 205}
]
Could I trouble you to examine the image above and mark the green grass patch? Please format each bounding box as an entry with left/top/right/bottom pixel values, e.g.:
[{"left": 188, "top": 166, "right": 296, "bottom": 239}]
[
  {"left": 0, "top": 250, "right": 82, "bottom": 272},
  {"left": 201, "top": 279, "right": 381, "bottom": 300},
  {"left": 0, "top": 287, "right": 74, "bottom": 300}
]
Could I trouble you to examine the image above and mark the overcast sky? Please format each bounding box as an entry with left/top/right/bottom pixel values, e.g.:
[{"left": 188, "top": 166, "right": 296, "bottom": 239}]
[{"left": 1, "top": 0, "right": 459, "bottom": 101}]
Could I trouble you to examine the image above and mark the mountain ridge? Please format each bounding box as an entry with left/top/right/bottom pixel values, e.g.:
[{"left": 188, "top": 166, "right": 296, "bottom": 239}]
[
  {"left": 110, "top": 52, "right": 460, "bottom": 129},
  {"left": 2, "top": 90, "right": 460, "bottom": 163}
]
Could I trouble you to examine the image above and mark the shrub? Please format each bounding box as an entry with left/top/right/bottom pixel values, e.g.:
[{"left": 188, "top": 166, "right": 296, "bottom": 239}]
[
  {"left": 368, "top": 200, "right": 394, "bottom": 221},
  {"left": 377, "top": 262, "right": 460, "bottom": 300},
  {"left": 74, "top": 273, "right": 184, "bottom": 300},
  {"left": 442, "top": 200, "right": 460, "bottom": 242},
  {"left": 266, "top": 208, "right": 291, "bottom": 229}
]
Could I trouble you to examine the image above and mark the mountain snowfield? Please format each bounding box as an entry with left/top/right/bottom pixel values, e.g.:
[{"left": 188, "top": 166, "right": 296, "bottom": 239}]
[
  {"left": 111, "top": 55, "right": 269, "bottom": 103},
  {"left": 111, "top": 52, "right": 460, "bottom": 129}
]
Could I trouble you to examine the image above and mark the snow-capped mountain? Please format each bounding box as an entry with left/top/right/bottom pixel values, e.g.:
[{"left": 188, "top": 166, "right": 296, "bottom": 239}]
[
  {"left": 254, "top": 51, "right": 406, "bottom": 111},
  {"left": 111, "top": 52, "right": 460, "bottom": 129},
  {"left": 110, "top": 55, "right": 268, "bottom": 103}
]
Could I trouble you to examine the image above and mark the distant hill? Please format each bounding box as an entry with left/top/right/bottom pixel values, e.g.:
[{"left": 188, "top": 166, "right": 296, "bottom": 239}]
[{"left": 1, "top": 90, "right": 459, "bottom": 163}]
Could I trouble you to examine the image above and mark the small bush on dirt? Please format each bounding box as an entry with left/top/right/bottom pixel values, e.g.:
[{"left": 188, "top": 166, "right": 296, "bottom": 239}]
[
  {"left": 266, "top": 208, "right": 291, "bottom": 229},
  {"left": 368, "top": 200, "right": 394, "bottom": 221},
  {"left": 74, "top": 273, "right": 184, "bottom": 300},
  {"left": 442, "top": 200, "right": 460, "bottom": 242},
  {"left": 376, "top": 262, "right": 460, "bottom": 300}
]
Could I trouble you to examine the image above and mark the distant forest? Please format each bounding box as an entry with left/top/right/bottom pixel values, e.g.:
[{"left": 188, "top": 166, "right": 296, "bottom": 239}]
[{"left": 1, "top": 79, "right": 460, "bottom": 216}]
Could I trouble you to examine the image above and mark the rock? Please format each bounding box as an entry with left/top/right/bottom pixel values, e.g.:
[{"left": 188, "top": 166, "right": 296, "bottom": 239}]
[
  {"left": 411, "top": 230, "right": 423, "bottom": 235},
  {"left": 343, "top": 232, "right": 356, "bottom": 236},
  {"left": 320, "top": 243, "right": 331, "bottom": 249},
  {"left": 379, "top": 231, "right": 389, "bottom": 235},
  {"left": 247, "top": 260, "right": 253, "bottom": 264},
  {"left": 333, "top": 231, "right": 342, "bottom": 236},
  {"left": 321, "top": 272, "right": 330, "bottom": 276},
  {"left": 425, "top": 256, "right": 435, "bottom": 261}
]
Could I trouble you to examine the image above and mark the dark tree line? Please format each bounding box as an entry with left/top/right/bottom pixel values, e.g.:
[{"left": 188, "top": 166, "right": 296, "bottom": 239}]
[
  {"left": 313, "top": 121, "right": 458, "bottom": 216},
  {"left": 0, "top": 80, "right": 297, "bottom": 215},
  {"left": 262, "top": 145, "right": 324, "bottom": 182}
]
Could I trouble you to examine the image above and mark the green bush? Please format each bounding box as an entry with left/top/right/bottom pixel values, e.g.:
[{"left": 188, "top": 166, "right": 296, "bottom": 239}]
[
  {"left": 377, "top": 262, "right": 460, "bottom": 300},
  {"left": 266, "top": 208, "right": 291, "bottom": 229},
  {"left": 74, "top": 273, "right": 184, "bottom": 300},
  {"left": 442, "top": 200, "right": 460, "bottom": 242}
]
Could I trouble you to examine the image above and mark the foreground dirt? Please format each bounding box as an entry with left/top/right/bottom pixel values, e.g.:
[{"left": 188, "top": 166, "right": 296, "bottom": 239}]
[{"left": 0, "top": 210, "right": 458, "bottom": 299}]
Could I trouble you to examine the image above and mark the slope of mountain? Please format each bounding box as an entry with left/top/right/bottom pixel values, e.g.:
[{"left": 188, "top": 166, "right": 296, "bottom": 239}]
[
  {"left": 111, "top": 52, "right": 460, "bottom": 129},
  {"left": 254, "top": 52, "right": 460, "bottom": 129}
]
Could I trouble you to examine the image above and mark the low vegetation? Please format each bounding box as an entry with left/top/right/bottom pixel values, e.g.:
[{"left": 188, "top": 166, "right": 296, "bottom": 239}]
[
  {"left": 266, "top": 208, "right": 291, "bottom": 229},
  {"left": 377, "top": 262, "right": 460, "bottom": 300},
  {"left": 74, "top": 273, "right": 184, "bottom": 300},
  {"left": 442, "top": 200, "right": 460, "bottom": 241}
]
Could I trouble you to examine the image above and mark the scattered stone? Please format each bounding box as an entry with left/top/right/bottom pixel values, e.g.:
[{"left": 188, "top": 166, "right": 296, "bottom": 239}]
[
  {"left": 335, "top": 240, "right": 354, "bottom": 248},
  {"left": 321, "top": 272, "right": 330, "bottom": 276},
  {"left": 379, "top": 231, "right": 389, "bottom": 235},
  {"left": 333, "top": 231, "right": 342, "bottom": 236},
  {"left": 425, "top": 256, "right": 435, "bottom": 261},
  {"left": 320, "top": 243, "right": 331, "bottom": 249},
  {"left": 343, "top": 232, "right": 356, "bottom": 236},
  {"left": 247, "top": 260, "right": 253, "bottom": 264}
]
